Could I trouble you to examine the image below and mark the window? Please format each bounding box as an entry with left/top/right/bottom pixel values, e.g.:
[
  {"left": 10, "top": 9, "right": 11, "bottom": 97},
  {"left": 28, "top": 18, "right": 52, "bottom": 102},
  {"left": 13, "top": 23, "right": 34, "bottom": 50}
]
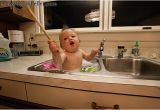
[
  {"left": 40, "top": 0, "right": 103, "bottom": 32},
  {"left": 108, "top": 0, "right": 160, "bottom": 31},
  {"left": 39, "top": 0, "right": 160, "bottom": 32}
]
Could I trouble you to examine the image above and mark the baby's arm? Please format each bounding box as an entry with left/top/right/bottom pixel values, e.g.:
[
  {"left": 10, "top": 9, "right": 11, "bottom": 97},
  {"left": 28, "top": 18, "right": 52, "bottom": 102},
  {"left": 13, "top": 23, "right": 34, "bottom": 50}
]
[
  {"left": 48, "top": 40, "right": 65, "bottom": 65},
  {"left": 81, "top": 48, "right": 99, "bottom": 61}
]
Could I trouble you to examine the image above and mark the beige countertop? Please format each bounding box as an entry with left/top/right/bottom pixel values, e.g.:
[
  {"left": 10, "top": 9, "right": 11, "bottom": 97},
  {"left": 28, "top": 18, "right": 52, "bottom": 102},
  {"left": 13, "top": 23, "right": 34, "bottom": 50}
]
[{"left": 0, "top": 54, "right": 160, "bottom": 97}]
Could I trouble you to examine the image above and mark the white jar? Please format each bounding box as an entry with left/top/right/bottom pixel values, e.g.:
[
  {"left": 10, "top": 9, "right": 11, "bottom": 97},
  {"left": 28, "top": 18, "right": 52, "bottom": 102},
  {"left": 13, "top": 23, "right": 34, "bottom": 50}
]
[
  {"left": 8, "top": 30, "right": 24, "bottom": 43},
  {"left": 0, "top": 33, "right": 12, "bottom": 61}
]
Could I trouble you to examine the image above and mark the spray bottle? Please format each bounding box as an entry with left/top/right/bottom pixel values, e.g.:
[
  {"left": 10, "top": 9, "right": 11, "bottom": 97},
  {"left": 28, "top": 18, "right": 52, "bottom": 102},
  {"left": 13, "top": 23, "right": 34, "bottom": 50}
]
[
  {"left": 0, "top": 33, "right": 12, "bottom": 61},
  {"left": 132, "top": 41, "right": 140, "bottom": 57}
]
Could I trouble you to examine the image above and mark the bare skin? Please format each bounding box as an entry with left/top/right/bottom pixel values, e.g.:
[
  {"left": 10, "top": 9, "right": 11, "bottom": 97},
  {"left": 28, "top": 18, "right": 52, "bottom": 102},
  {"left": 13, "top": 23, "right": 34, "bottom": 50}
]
[{"left": 48, "top": 29, "right": 98, "bottom": 71}]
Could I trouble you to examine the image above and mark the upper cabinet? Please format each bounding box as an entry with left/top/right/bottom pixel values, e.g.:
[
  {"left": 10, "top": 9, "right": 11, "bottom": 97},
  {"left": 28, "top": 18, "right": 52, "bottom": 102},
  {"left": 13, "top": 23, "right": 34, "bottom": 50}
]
[
  {"left": 39, "top": 0, "right": 160, "bottom": 32},
  {"left": 0, "top": 1, "right": 35, "bottom": 23}
]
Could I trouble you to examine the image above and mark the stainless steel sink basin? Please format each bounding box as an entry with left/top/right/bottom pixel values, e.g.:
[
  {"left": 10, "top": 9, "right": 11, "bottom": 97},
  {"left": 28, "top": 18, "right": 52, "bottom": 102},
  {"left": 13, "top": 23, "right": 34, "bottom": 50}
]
[
  {"left": 28, "top": 56, "right": 160, "bottom": 80},
  {"left": 103, "top": 57, "right": 160, "bottom": 80},
  {"left": 103, "top": 58, "right": 134, "bottom": 73}
]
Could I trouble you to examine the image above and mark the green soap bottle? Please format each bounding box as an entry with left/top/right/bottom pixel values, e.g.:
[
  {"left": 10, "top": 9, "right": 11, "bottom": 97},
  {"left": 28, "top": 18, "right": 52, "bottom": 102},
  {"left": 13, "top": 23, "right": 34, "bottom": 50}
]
[
  {"left": 0, "top": 33, "right": 12, "bottom": 61},
  {"left": 134, "top": 41, "right": 139, "bottom": 48}
]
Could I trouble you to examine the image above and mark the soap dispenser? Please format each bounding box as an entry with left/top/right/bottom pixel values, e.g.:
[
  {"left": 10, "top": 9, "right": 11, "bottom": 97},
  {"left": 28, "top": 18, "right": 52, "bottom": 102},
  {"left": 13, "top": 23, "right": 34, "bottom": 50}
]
[
  {"left": 132, "top": 41, "right": 140, "bottom": 57},
  {"left": 0, "top": 33, "right": 12, "bottom": 61}
]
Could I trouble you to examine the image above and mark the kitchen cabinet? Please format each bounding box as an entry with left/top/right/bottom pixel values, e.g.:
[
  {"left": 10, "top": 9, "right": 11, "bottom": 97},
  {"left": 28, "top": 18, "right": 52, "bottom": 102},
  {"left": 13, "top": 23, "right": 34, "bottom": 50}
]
[
  {"left": 0, "top": 78, "right": 27, "bottom": 101},
  {"left": 0, "top": 1, "right": 34, "bottom": 23},
  {"left": 26, "top": 83, "right": 160, "bottom": 109}
]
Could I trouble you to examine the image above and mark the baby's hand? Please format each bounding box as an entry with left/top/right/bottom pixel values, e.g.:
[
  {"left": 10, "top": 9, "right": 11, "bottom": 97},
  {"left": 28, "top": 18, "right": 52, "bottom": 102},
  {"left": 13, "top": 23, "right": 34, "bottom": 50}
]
[
  {"left": 48, "top": 40, "right": 59, "bottom": 53},
  {"left": 91, "top": 48, "right": 99, "bottom": 55}
]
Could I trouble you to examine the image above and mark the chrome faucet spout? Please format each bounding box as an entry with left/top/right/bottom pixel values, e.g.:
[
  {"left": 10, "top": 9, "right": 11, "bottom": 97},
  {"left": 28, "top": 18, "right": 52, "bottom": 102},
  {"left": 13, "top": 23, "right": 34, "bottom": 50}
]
[
  {"left": 132, "top": 48, "right": 139, "bottom": 57},
  {"left": 98, "top": 39, "right": 106, "bottom": 58}
]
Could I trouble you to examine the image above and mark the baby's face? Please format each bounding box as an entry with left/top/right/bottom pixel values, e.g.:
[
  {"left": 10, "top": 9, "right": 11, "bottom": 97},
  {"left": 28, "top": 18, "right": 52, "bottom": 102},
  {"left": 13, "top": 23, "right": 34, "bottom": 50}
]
[{"left": 60, "top": 29, "right": 80, "bottom": 53}]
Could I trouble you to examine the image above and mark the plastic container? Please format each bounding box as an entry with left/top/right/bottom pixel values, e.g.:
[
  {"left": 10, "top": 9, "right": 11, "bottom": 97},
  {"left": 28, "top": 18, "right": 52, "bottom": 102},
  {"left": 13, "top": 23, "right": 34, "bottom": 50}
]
[
  {"left": 8, "top": 30, "right": 24, "bottom": 43},
  {"left": 0, "top": 33, "right": 12, "bottom": 61}
]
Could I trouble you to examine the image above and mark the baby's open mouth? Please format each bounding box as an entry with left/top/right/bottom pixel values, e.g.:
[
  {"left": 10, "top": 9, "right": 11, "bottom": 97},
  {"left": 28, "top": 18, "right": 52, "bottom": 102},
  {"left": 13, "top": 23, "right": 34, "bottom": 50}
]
[{"left": 70, "top": 41, "right": 74, "bottom": 46}]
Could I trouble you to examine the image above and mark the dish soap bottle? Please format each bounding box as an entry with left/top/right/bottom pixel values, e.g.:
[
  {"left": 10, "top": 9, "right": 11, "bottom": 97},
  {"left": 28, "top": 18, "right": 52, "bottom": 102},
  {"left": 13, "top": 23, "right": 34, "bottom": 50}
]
[
  {"left": 0, "top": 33, "right": 12, "bottom": 61},
  {"left": 132, "top": 41, "right": 140, "bottom": 57}
]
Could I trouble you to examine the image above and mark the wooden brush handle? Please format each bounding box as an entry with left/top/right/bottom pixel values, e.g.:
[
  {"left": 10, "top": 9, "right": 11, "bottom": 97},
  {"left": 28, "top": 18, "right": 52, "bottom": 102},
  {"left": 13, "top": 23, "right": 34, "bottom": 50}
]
[{"left": 26, "top": 6, "right": 53, "bottom": 41}]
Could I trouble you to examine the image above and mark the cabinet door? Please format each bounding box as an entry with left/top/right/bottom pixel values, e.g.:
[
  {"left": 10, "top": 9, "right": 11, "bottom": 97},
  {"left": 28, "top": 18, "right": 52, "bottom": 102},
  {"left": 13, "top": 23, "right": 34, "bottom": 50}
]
[
  {"left": 26, "top": 83, "right": 160, "bottom": 109},
  {"left": 0, "top": 1, "right": 12, "bottom": 8},
  {"left": 12, "top": 1, "right": 34, "bottom": 21},
  {"left": 0, "top": 78, "right": 27, "bottom": 100}
]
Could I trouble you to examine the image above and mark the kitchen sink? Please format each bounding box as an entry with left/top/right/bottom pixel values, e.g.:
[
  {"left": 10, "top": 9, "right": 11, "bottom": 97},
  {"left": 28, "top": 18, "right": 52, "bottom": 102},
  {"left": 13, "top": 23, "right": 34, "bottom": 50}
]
[
  {"left": 28, "top": 59, "right": 68, "bottom": 74},
  {"left": 102, "top": 57, "right": 160, "bottom": 80},
  {"left": 103, "top": 58, "right": 134, "bottom": 73},
  {"left": 28, "top": 58, "right": 101, "bottom": 74},
  {"left": 28, "top": 56, "right": 160, "bottom": 80}
]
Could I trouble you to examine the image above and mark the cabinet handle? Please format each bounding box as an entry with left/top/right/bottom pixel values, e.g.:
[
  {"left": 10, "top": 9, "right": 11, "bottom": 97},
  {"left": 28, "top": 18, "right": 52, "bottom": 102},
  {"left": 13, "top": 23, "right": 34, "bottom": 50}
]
[
  {"left": 91, "top": 102, "right": 120, "bottom": 110},
  {"left": 0, "top": 86, "right": 2, "bottom": 90}
]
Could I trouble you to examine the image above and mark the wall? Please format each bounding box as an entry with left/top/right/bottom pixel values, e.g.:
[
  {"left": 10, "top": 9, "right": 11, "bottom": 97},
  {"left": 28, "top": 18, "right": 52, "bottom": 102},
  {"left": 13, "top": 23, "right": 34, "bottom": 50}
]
[{"left": 20, "top": 22, "right": 160, "bottom": 59}]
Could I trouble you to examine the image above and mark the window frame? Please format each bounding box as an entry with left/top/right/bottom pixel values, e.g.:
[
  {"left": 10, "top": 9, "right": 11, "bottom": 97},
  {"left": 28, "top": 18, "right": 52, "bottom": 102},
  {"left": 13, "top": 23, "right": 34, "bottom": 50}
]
[{"left": 38, "top": 0, "right": 160, "bottom": 33}]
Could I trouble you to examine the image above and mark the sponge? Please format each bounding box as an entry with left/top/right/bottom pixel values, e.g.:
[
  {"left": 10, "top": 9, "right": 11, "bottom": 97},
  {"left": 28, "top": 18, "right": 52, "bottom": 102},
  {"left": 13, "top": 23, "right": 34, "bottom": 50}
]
[{"left": 80, "top": 66, "right": 96, "bottom": 72}]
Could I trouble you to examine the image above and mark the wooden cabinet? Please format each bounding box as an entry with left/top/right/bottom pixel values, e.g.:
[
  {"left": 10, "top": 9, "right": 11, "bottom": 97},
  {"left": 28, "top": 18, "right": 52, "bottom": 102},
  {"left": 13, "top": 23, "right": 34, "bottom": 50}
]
[
  {"left": 0, "top": 1, "right": 11, "bottom": 8},
  {"left": 26, "top": 83, "right": 160, "bottom": 109},
  {"left": 0, "top": 78, "right": 27, "bottom": 100},
  {"left": 0, "top": 1, "right": 35, "bottom": 38},
  {"left": 12, "top": 1, "right": 35, "bottom": 21},
  {"left": 0, "top": 1, "right": 34, "bottom": 23}
]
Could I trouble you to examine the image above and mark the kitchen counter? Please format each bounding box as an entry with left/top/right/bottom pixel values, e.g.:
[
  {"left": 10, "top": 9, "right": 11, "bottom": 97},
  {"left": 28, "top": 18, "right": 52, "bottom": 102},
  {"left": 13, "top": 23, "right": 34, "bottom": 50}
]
[{"left": 0, "top": 54, "right": 160, "bottom": 98}]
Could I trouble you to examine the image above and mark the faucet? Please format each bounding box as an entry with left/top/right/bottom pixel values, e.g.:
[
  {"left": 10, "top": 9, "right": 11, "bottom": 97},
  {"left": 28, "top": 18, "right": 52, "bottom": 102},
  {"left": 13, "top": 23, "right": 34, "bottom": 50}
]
[
  {"left": 117, "top": 46, "right": 127, "bottom": 58},
  {"left": 132, "top": 48, "right": 139, "bottom": 57},
  {"left": 98, "top": 39, "right": 106, "bottom": 58}
]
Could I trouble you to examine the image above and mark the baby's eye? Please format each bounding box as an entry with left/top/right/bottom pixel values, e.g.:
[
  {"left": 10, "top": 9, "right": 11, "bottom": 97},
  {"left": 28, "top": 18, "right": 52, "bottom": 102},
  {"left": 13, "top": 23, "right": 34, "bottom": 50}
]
[
  {"left": 71, "top": 35, "right": 75, "bottom": 38},
  {"left": 64, "top": 38, "right": 67, "bottom": 40}
]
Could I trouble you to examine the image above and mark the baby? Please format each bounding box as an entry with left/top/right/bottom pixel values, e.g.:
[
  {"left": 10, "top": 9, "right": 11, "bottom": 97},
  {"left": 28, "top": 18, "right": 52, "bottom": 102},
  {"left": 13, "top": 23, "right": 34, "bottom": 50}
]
[{"left": 48, "top": 28, "right": 98, "bottom": 71}]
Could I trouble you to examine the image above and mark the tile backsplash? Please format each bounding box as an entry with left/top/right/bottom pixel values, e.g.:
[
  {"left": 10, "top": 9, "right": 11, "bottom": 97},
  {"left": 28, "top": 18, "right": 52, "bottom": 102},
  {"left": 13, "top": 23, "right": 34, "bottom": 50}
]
[
  {"left": 20, "top": 22, "right": 160, "bottom": 59},
  {"left": 34, "top": 32, "right": 160, "bottom": 59}
]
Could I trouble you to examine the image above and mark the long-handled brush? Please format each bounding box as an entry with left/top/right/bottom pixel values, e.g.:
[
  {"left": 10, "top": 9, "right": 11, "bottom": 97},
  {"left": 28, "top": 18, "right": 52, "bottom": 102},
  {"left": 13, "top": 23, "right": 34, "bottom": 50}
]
[
  {"left": 26, "top": 5, "right": 61, "bottom": 53},
  {"left": 26, "top": 6, "right": 52, "bottom": 41}
]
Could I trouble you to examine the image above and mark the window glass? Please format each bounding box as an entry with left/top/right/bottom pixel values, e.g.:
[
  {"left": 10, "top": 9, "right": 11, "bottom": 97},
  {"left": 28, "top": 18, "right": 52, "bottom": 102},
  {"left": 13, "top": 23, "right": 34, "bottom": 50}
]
[
  {"left": 43, "top": 0, "right": 100, "bottom": 30},
  {"left": 112, "top": 1, "right": 160, "bottom": 27}
]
